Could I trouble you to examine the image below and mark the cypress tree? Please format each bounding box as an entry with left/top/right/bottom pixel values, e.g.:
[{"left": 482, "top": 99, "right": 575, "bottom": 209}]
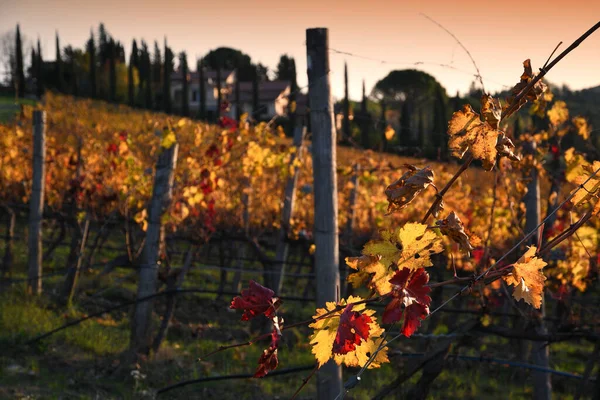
[
  {"left": 109, "top": 38, "right": 116, "bottom": 102},
  {"left": 30, "top": 47, "right": 36, "bottom": 82},
  {"left": 418, "top": 108, "right": 426, "bottom": 153},
  {"left": 216, "top": 67, "right": 222, "bottom": 121},
  {"left": 15, "top": 25, "right": 25, "bottom": 98},
  {"left": 152, "top": 41, "right": 162, "bottom": 109},
  {"left": 87, "top": 31, "right": 97, "bottom": 98},
  {"left": 128, "top": 40, "right": 136, "bottom": 106},
  {"left": 36, "top": 39, "right": 43, "bottom": 98},
  {"left": 163, "top": 39, "right": 172, "bottom": 114},
  {"left": 360, "top": 80, "right": 371, "bottom": 149},
  {"left": 142, "top": 48, "right": 154, "bottom": 110},
  {"left": 55, "top": 31, "right": 64, "bottom": 92},
  {"left": 342, "top": 62, "right": 350, "bottom": 143},
  {"left": 198, "top": 58, "right": 206, "bottom": 119},
  {"left": 180, "top": 52, "right": 189, "bottom": 117},
  {"left": 379, "top": 100, "right": 387, "bottom": 152}
]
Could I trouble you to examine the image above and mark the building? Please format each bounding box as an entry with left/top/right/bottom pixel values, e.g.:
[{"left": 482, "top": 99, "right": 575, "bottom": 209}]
[
  {"left": 170, "top": 69, "right": 236, "bottom": 119},
  {"left": 170, "top": 67, "right": 296, "bottom": 121}
]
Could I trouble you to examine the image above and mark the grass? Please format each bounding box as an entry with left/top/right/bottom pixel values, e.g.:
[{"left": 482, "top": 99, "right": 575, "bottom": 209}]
[{"left": 0, "top": 95, "right": 37, "bottom": 123}]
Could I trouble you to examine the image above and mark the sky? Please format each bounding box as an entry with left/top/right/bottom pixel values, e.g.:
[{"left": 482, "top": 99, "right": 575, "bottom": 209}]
[{"left": 2, "top": 0, "right": 600, "bottom": 101}]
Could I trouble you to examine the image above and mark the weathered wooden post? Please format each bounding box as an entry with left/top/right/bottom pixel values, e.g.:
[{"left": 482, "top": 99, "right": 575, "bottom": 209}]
[
  {"left": 130, "top": 143, "right": 178, "bottom": 355},
  {"left": 273, "top": 124, "right": 306, "bottom": 294},
  {"left": 523, "top": 140, "right": 551, "bottom": 400},
  {"left": 27, "top": 110, "right": 46, "bottom": 295},
  {"left": 306, "top": 27, "right": 343, "bottom": 399}
]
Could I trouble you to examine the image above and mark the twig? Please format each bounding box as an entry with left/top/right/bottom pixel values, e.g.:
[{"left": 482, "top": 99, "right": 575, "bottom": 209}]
[
  {"left": 290, "top": 364, "right": 319, "bottom": 400},
  {"left": 421, "top": 155, "right": 473, "bottom": 223},
  {"left": 421, "top": 13, "right": 486, "bottom": 93},
  {"left": 502, "top": 21, "right": 600, "bottom": 120},
  {"left": 543, "top": 41, "right": 563, "bottom": 70}
]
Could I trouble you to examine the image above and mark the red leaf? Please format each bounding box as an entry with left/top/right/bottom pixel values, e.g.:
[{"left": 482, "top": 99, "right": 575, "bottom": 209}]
[
  {"left": 107, "top": 143, "right": 118, "bottom": 154},
  {"left": 332, "top": 305, "right": 372, "bottom": 355},
  {"left": 119, "top": 131, "right": 128, "bottom": 141},
  {"left": 254, "top": 329, "right": 280, "bottom": 378},
  {"left": 401, "top": 303, "right": 429, "bottom": 337},
  {"left": 230, "top": 280, "right": 281, "bottom": 321},
  {"left": 381, "top": 268, "right": 431, "bottom": 337}
]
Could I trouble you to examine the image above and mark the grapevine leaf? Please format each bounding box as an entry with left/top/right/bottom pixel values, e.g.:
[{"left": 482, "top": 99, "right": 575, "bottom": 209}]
[
  {"left": 504, "top": 59, "right": 548, "bottom": 119},
  {"left": 481, "top": 94, "right": 502, "bottom": 129},
  {"left": 435, "top": 211, "right": 474, "bottom": 254},
  {"left": 385, "top": 165, "right": 435, "bottom": 213},
  {"left": 572, "top": 116, "right": 591, "bottom": 140},
  {"left": 230, "top": 280, "right": 281, "bottom": 321},
  {"left": 547, "top": 101, "right": 569, "bottom": 127},
  {"left": 447, "top": 104, "right": 500, "bottom": 170},
  {"left": 161, "top": 130, "right": 177, "bottom": 149},
  {"left": 571, "top": 161, "right": 600, "bottom": 207},
  {"left": 385, "top": 125, "right": 395, "bottom": 141},
  {"left": 496, "top": 133, "right": 521, "bottom": 162},
  {"left": 346, "top": 255, "right": 381, "bottom": 289},
  {"left": 503, "top": 246, "right": 547, "bottom": 308},
  {"left": 309, "top": 296, "right": 386, "bottom": 368},
  {"left": 254, "top": 328, "right": 280, "bottom": 378},
  {"left": 356, "top": 223, "right": 443, "bottom": 295},
  {"left": 332, "top": 305, "right": 373, "bottom": 355},
  {"left": 382, "top": 268, "right": 431, "bottom": 336}
]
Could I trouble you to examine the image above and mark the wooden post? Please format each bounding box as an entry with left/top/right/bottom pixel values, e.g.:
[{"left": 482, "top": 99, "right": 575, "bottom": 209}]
[
  {"left": 523, "top": 140, "right": 551, "bottom": 400},
  {"left": 1, "top": 206, "right": 16, "bottom": 279},
  {"left": 306, "top": 27, "right": 342, "bottom": 399},
  {"left": 130, "top": 143, "right": 178, "bottom": 355},
  {"left": 27, "top": 110, "right": 46, "bottom": 295},
  {"left": 60, "top": 214, "right": 90, "bottom": 306},
  {"left": 273, "top": 124, "right": 306, "bottom": 294}
]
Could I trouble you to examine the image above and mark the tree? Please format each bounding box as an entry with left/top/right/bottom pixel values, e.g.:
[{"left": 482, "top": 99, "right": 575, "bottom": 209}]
[
  {"left": 216, "top": 67, "right": 222, "bottom": 121},
  {"left": 275, "top": 54, "right": 297, "bottom": 84},
  {"left": 373, "top": 69, "right": 446, "bottom": 149},
  {"left": 287, "top": 58, "right": 298, "bottom": 133},
  {"left": 63, "top": 46, "right": 82, "bottom": 96},
  {"left": 109, "top": 38, "right": 116, "bottom": 102},
  {"left": 379, "top": 100, "right": 387, "bottom": 152},
  {"left": 252, "top": 65, "right": 260, "bottom": 119},
  {"left": 15, "top": 25, "right": 25, "bottom": 98},
  {"left": 36, "top": 39, "right": 43, "bottom": 98},
  {"left": 342, "top": 62, "right": 350, "bottom": 143},
  {"left": 163, "top": 39, "right": 173, "bottom": 113},
  {"left": 0, "top": 30, "right": 16, "bottom": 88},
  {"left": 197, "top": 58, "right": 206, "bottom": 119},
  {"left": 141, "top": 42, "right": 152, "bottom": 109},
  {"left": 180, "top": 52, "right": 189, "bottom": 117},
  {"left": 432, "top": 85, "right": 449, "bottom": 157},
  {"left": 55, "top": 31, "right": 64, "bottom": 93},
  {"left": 204, "top": 47, "right": 253, "bottom": 80},
  {"left": 128, "top": 40, "right": 137, "bottom": 106},
  {"left": 399, "top": 100, "right": 412, "bottom": 147},
  {"left": 358, "top": 80, "right": 372, "bottom": 149},
  {"left": 152, "top": 41, "right": 162, "bottom": 109},
  {"left": 87, "top": 31, "right": 97, "bottom": 98}
]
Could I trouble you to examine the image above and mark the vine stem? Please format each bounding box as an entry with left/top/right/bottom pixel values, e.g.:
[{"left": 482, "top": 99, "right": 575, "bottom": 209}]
[
  {"left": 421, "top": 154, "right": 474, "bottom": 224},
  {"left": 290, "top": 364, "right": 319, "bottom": 400}
]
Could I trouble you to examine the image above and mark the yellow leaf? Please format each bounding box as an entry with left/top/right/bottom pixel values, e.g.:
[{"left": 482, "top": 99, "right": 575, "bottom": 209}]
[
  {"left": 289, "top": 101, "right": 297, "bottom": 113},
  {"left": 503, "top": 246, "right": 547, "bottom": 308},
  {"left": 572, "top": 116, "right": 591, "bottom": 140},
  {"left": 161, "top": 130, "right": 177, "bottom": 149},
  {"left": 385, "top": 125, "right": 395, "bottom": 141},
  {"left": 177, "top": 118, "right": 186, "bottom": 127},
  {"left": 571, "top": 161, "right": 600, "bottom": 207},
  {"left": 352, "top": 223, "right": 443, "bottom": 295},
  {"left": 447, "top": 104, "right": 501, "bottom": 170},
  {"left": 547, "top": 101, "right": 569, "bottom": 126},
  {"left": 309, "top": 296, "right": 387, "bottom": 368},
  {"left": 309, "top": 244, "right": 316, "bottom": 255}
]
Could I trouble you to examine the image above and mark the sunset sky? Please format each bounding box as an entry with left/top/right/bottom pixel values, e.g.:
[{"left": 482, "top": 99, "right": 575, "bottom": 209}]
[{"left": 2, "top": 0, "right": 600, "bottom": 100}]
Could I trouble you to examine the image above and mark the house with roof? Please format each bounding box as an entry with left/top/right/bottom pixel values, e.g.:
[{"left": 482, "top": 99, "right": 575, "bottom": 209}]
[
  {"left": 170, "top": 69, "right": 236, "bottom": 119},
  {"left": 230, "top": 81, "right": 291, "bottom": 120},
  {"left": 170, "top": 67, "right": 297, "bottom": 121}
]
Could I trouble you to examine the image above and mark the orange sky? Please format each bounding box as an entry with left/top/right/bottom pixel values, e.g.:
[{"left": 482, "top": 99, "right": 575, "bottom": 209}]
[{"left": 2, "top": 0, "right": 600, "bottom": 100}]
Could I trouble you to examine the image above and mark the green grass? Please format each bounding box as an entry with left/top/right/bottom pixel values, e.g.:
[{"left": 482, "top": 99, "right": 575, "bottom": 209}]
[{"left": 0, "top": 95, "right": 37, "bottom": 123}]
